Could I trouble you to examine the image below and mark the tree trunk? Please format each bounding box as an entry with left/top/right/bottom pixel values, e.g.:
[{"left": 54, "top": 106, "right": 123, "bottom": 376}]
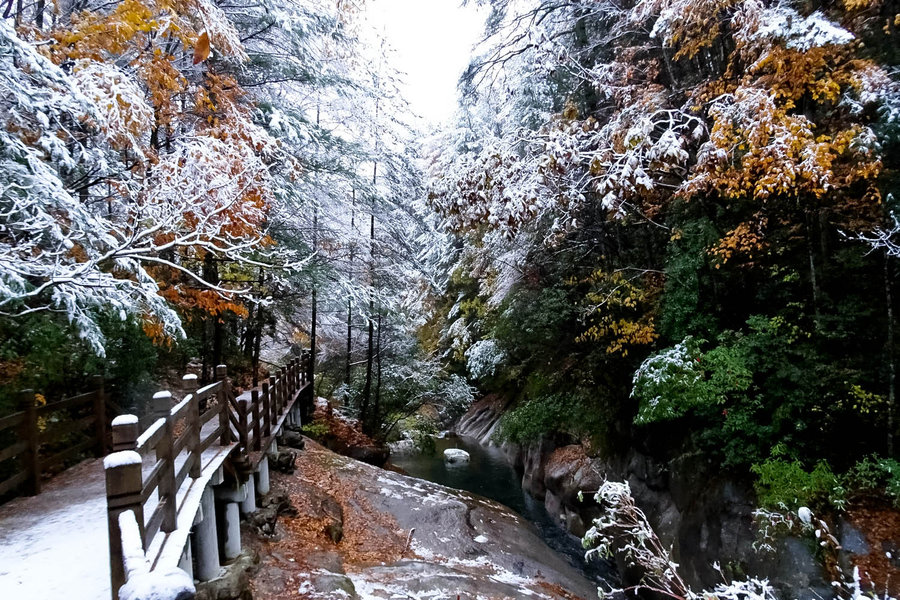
[
  {"left": 806, "top": 211, "right": 823, "bottom": 331},
  {"left": 374, "top": 312, "right": 382, "bottom": 432},
  {"left": 252, "top": 303, "right": 264, "bottom": 387},
  {"left": 346, "top": 190, "right": 355, "bottom": 384},
  {"left": 309, "top": 206, "right": 318, "bottom": 386},
  {"left": 361, "top": 165, "right": 377, "bottom": 430},
  {"left": 346, "top": 298, "right": 352, "bottom": 383},
  {"left": 886, "top": 252, "right": 895, "bottom": 456}
]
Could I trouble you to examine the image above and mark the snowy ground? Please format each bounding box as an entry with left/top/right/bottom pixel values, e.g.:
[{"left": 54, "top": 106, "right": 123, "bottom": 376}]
[{"left": 0, "top": 458, "right": 110, "bottom": 600}]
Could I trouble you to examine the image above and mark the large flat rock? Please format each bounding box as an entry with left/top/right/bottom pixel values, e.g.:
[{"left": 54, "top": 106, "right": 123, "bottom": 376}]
[{"left": 249, "top": 441, "right": 600, "bottom": 600}]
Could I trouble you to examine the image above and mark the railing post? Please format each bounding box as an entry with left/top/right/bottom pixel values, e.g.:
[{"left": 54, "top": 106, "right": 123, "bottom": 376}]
[
  {"left": 279, "top": 367, "right": 288, "bottom": 411},
  {"left": 19, "top": 390, "right": 40, "bottom": 495},
  {"left": 105, "top": 418, "right": 144, "bottom": 600},
  {"left": 251, "top": 389, "right": 261, "bottom": 452},
  {"left": 236, "top": 398, "right": 249, "bottom": 453},
  {"left": 215, "top": 365, "right": 232, "bottom": 446},
  {"left": 92, "top": 376, "right": 108, "bottom": 457},
  {"left": 153, "top": 391, "right": 177, "bottom": 533},
  {"left": 269, "top": 375, "right": 278, "bottom": 424},
  {"left": 288, "top": 362, "right": 296, "bottom": 399},
  {"left": 111, "top": 415, "right": 139, "bottom": 452},
  {"left": 261, "top": 381, "right": 272, "bottom": 438},
  {"left": 183, "top": 374, "right": 201, "bottom": 478}
]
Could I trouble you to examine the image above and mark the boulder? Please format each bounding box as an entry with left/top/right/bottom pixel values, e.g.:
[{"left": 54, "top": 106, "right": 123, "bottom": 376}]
[
  {"left": 443, "top": 448, "right": 470, "bottom": 464},
  {"left": 194, "top": 551, "right": 258, "bottom": 600}
]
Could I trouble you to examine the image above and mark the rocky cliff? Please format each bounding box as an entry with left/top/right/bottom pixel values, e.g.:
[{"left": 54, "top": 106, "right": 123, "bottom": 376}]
[{"left": 454, "top": 397, "right": 855, "bottom": 600}]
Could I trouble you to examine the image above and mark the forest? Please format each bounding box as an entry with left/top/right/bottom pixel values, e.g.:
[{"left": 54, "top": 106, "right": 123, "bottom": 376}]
[
  {"left": 0, "top": 0, "right": 472, "bottom": 442},
  {"left": 425, "top": 0, "right": 900, "bottom": 515},
  {"left": 1, "top": 0, "right": 900, "bottom": 595}
]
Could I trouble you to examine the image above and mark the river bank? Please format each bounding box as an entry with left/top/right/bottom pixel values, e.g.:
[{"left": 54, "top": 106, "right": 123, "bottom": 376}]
[{"left": 246, "top": 439, "right": 602, "bottom": 600}]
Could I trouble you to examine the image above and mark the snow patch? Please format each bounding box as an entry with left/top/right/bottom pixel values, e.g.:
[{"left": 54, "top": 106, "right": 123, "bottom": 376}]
[{"left": 104, "top": 451, "right": 142, "bottom": 470}]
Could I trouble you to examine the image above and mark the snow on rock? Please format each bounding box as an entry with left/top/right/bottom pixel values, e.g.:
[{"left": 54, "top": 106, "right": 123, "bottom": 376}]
[
  {"left": 250, "top": 443, "right": 601, "bottom": 600},
  {"left": 442, "top": 448, "right": 470, "bottom": 464},
  {"left": 104, "top": 450, "right": 142, "bottom": 470}
]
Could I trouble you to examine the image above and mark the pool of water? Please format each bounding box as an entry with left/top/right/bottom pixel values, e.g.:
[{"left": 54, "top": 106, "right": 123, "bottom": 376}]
[{"left": 390, "top": 435, "right": 614, "bottom": 587}]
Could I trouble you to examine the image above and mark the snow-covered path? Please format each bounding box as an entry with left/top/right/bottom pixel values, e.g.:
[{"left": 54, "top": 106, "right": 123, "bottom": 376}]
[{"left": 0, "top": 458, "right": 110, "bottom": 599}]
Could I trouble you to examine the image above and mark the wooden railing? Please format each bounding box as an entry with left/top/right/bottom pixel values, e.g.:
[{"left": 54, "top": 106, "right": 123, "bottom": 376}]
[
  {"left": 0, "top": 377, "right": 107, "bottom": 498},
  {"left": 105, "top": 358, "right": 310, "bottom": 599}
]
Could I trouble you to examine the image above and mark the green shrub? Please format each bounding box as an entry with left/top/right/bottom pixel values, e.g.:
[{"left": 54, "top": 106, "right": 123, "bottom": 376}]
[
  {"left": 751, "top": 458, "right": 844, "bottom": 511},
  {"left": 495, "top": 391, "right": 603, "bottom": 444},
  {"left": 302, "top": 420, "right": 330, "bottom": 440},
  {"left": 845, "top": 455, "right": 900, "bottom": 507}
]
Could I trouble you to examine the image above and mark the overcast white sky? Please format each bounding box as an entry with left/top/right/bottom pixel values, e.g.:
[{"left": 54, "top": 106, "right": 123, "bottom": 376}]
[{"left": 363, "top": 0, "right": 487, "bottom": 127}]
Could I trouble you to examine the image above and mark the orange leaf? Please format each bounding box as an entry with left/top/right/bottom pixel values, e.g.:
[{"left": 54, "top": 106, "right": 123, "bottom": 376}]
[{"left": 193, "top": 31, "right": 210, "bottom": 65}]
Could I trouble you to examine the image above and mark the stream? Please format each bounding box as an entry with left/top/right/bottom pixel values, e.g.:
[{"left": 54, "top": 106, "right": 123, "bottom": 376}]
[{"left": 390, "top": 434, "right": 614, "bottom": 588}]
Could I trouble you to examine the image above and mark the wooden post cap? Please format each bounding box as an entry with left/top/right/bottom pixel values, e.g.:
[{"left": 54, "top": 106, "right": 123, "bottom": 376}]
[
  {"left": 182, "top": 374, "right": 199, "bottom": 393},
  {"left": 111, "top": 415, "right": 140, "bottom": 452},
  {"left": 152, "top": 391, "right": 173, "bottom": 417}
]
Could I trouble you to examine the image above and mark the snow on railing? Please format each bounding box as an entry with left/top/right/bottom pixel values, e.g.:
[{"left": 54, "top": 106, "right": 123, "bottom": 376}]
[{"left": 104, "top": 358, "right": 311, "bottom": 600}]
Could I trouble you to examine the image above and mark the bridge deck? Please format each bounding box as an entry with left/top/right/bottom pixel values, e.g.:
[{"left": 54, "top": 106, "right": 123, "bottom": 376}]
[
  {"left": 0, "top": 373, "right": 306, "bottom": 600},
  {"left": 0, "top": 400, "right": 244, "bottom": 599},
  {"left": 0, "top": 456, "right": 108, "bottom": 600}
]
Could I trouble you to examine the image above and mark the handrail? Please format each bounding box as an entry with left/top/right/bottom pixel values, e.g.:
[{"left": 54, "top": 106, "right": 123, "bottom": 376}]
[
  {"left": 0, "top": 377, "right": 107, "bottom": 498},
  {"left": 104, "top": 357, "right": 311, "bottom": 600}
]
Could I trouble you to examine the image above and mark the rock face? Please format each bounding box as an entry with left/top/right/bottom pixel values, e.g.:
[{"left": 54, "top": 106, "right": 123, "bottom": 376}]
[
  {"left": 455, "top": 399, "right": 837, "bottom": 600},
  {"left": 454, "top": 394, "right": 510, "bottom": 445},
  {"left": 249, "top": 441, "right": 601, "bottom": 600}
]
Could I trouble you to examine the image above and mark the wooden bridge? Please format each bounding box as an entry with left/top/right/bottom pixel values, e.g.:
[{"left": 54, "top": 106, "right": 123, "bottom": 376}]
[{"left": 0, "top": 358, "right": 312, "bottom": 600}]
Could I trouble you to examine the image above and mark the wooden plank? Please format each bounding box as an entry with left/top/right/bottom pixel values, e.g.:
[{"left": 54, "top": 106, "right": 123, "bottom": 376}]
[
  {"left": 39, "top": 437, "right": 95, "bottom": 471},
  {"left": 39, "top": 414, "right": 95, "bottom": 444},
  {"left": 169, "top": 395, "right": 193, "bottom": 421},
  {"left": 0, "top": 440, "right": 28, "bottom": 463},
  {"left": 172, "top": 429, "right": 190, "bottom": 456},
  {"left": 37, "top": 391, "right": 96, "bottom": 415},
  {"left": 0, "top": 411, "right": 24, "bottom": 432},
  {"left": 0, "top": 470, "right": 27, "bottom": 496},
  {"left": 136, "top": 418, "right": 165, "bottom": 455},
  {"left": 195, "top": 381, "right": 221, "bottom": 401},
  {"left": 144, "top": 502, "right": 167, "bottom": 549},
  {"left": 141, "top": 459, "right": 165, "bottom": 503},
  {"left": 20, "top": 391, "right": 40, "bottom": 495},
  {"left": 199, "top": 405, "right": 218, "bottom": 426},
  {"left": 199, "top": 426, "right": 224, "bottom": 453},
  {"left": 174, "top": 453, "right": 195, "bottom": 494}
]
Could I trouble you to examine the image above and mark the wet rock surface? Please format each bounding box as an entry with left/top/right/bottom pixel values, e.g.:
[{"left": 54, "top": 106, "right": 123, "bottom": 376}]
[{"left": 247, "top": 440, "right": 599, "bottom": 600}]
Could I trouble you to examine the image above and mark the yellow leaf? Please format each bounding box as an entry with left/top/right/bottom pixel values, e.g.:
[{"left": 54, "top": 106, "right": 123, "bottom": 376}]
[{"left": 193, "top": 31, "right": 210, "bottom": 65}]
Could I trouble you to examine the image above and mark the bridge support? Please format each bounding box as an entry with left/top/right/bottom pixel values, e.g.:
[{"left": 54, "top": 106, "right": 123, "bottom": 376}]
[
  {"left": 240, "top": 477, "right": 257, "bottom": 515},
  {"left": 257, "top": 456, "right": 270, "bottom": 496},
  {"left": 222, "top": 501, "right": 241, "bottom": 561},
  {"left": 194, "top": 486, "right": 221, "bottom": 581}
]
